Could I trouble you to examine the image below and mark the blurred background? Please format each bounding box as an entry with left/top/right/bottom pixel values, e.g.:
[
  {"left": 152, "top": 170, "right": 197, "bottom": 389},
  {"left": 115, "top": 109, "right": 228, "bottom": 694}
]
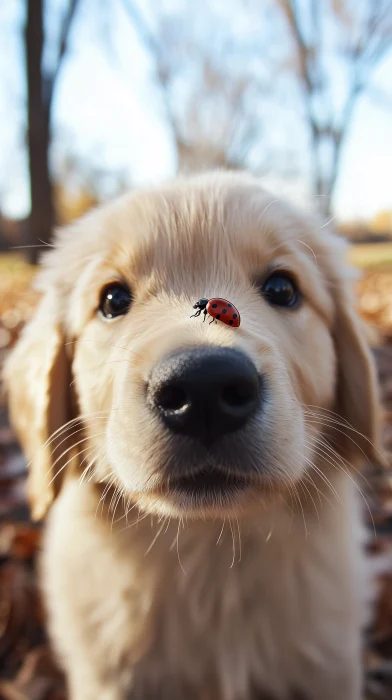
[{"left": 1, "top": 1, "right": 392, "bottom": 698}]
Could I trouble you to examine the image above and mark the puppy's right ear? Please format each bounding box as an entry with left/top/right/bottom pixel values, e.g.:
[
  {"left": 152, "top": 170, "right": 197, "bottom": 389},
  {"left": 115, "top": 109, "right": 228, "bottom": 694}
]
[{"left": 3, "top": 293, "right": 72, "bottom": 520}]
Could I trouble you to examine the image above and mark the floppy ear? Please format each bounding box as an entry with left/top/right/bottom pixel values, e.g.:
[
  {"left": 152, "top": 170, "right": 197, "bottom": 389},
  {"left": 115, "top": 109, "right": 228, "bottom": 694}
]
[
  {"left": 333, "top": 287, "right": 382, "bottom": 465},
  {"left": 3, "top": 293, "right": 73, "bottom": 520}
]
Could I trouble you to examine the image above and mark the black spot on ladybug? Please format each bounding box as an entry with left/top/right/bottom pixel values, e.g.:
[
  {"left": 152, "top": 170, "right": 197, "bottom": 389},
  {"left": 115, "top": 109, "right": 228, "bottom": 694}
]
[
  {"left": 229, "top": 320, "right": 233, "bottom": 325},
  {"left": 212, "top": 303, "right": 218, "bottom": 308},
  {"left": 228, "top": 304, "right": 232, "bottom": 308},
  {"left": 216, "top": 314, "right": 221, "bottom": 320},
  {"left": 222, "top": 309, "right": 227, "bottom": 314},
  {"left": 233, "top": 313, "right": 238, "bottom": 319}
]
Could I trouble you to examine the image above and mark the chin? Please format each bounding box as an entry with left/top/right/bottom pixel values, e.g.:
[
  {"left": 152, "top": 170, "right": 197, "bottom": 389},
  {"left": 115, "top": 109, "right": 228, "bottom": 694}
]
[{"left": 128, "top": 467, "right": 286, "bottom": 520}]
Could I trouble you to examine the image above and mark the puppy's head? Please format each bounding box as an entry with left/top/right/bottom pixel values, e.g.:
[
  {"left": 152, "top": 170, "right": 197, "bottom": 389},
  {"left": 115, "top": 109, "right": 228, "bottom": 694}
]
[{"left": 4, "top": 172, "right": 381, "bottom": 520}]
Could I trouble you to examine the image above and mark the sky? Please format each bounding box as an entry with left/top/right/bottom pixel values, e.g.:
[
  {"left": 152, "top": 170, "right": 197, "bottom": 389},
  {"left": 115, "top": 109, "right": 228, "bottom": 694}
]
[{"left": 0, "top": 0, "right": 392, "bottom": 224}]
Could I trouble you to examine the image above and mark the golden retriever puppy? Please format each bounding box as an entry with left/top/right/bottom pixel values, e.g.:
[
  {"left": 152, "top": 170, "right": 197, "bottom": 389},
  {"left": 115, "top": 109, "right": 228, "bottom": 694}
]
[{"left": 5, "top": 171, "right": 380, "bottom": 700}]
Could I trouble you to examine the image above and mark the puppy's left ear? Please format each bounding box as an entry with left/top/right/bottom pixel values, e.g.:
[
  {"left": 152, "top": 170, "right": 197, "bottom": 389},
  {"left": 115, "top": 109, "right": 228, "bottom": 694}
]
[
  {"left": 3, "top": 292, "right": 73, "bottom": 520},
  {"left": 334, "top": 284, "right": 382, "bottom": 464}
]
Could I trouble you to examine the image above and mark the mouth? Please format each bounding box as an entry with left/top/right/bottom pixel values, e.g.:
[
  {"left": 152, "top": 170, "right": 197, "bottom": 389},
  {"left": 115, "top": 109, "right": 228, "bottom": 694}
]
[{"left": 166, "top": 469, "right": 251, "bottom": 501}]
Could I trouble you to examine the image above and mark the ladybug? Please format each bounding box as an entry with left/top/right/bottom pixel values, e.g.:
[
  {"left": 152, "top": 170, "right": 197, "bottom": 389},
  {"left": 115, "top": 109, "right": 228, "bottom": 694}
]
[{"left": 190, "top": 298, "right": 241, "bottom": 327}]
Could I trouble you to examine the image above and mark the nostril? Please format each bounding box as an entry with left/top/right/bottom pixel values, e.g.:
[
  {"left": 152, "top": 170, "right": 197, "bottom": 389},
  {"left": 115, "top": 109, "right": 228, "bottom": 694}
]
[
  {"left": 221, "top": 381, "right": 258, "bottom": 410},
  {"left": 156, "top": 384, "right": 189, "bottom": 412}
]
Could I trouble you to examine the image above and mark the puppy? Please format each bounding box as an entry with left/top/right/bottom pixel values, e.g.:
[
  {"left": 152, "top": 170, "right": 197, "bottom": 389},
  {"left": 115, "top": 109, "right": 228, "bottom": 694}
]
[{"left": 5, "top": 172, "right": 380, "bottom": 700}]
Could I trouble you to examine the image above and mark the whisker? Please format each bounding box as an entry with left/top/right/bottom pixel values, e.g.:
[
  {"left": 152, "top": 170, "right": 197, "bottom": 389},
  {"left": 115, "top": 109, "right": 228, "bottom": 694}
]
[
  {"left": 46, "top": 433, "right": 106, "bottom": 489},
  {"left": 228, "top": 519, "right": 236, "bottom": 568},
  {"left": 319, "top": 215, "right": 336, "bottom": 229},
  {"left": 305, "top": 436, "right": 376, "bottom": 538},
  {"left": 111, "top": 486, "right": 125, "bottom": 535},
  {"left": 43, "top": 418, "right": 108, "bottom": 457},
  {"left": 302, "top": 470, "right": 336, "bottom": 511},
  {"left": 175, "top": 518, "right": 186, "bottom": 575},
  {"left": 27, "top": 411, "right": 112, "bottom": 473},
  {"left": 305, "top": 415, "right": 375, "bottom": 468},
  {"left": 297, "top": 240, "right": 318, "bottom": 267},
  {"left": 109, "top": 483, "right": 123, "bottom": 514},
  {"left": 112, "top": 497, "right": 141, "bottom": 525},
  {"left": 304, "top": 405, "right": 383, "bottom": 462},
  {"left": 145, "top": 518, "right": 167, "bottom": 556},
  {"left": 284, "top": 469, "right": 309, "bottom": 537},
  {"left": 10, "top": 242, "right": 55, "bottom": 250},
  {"left": 95, "top": 476, "right": 117, "bottom": 520},
  {"left": 235, "top": 517, "right": 242, "bottom": 563},
  {"left": 216, "top": 519, "right": 225, "bottom": 545},
  {"left": 296, "top": 476, "right": 321, "bottom": 524},
  {"left": 79, "top": 447, "right": 102, "bottom": 485},
  {"left": 118, "top": 509, "right": 150, "bottom": 534},
  {"left": 302, "top": 444, "right": 343, "bottom": 503},
  {"left": 309, "top": 430, "right": 374, "bottom": 492}
]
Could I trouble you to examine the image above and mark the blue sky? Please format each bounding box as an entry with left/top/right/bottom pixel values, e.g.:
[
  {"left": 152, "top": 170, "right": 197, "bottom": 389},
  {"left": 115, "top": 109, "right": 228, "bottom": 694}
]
[{"left": 1, "top": 0, "right": 392, "bottom": 223}]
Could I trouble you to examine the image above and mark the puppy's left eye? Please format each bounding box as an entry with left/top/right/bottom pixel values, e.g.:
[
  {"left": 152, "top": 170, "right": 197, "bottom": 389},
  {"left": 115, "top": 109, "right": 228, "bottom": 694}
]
[
  {"left": 99, "top": 283, "right": 132, "bottom": 319},
  {"left": 261, "top": 273, "right": 299, "bottom": 308}
]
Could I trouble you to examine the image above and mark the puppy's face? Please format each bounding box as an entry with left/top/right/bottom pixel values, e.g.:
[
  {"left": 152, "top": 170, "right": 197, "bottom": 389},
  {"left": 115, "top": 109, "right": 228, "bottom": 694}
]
[{"left": 5, "top": 173, "right": 379, "bottom": 520}]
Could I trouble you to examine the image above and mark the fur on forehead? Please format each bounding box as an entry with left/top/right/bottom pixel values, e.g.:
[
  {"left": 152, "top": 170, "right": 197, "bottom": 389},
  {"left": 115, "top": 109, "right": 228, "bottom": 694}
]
[{"left": 35, "top": 170, "right": 351, "bottom": 317}]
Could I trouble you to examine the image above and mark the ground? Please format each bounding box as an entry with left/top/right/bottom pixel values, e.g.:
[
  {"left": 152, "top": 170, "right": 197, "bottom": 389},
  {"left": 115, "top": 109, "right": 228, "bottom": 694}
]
[{"left": 2, "top": 249, "right": 392, "bottom": 699}]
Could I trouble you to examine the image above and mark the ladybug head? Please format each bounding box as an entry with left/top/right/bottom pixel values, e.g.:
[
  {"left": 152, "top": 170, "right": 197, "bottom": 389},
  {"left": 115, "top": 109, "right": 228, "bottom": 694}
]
[{"left": 193, "top": 298, "right": 209, "bottom": 310}]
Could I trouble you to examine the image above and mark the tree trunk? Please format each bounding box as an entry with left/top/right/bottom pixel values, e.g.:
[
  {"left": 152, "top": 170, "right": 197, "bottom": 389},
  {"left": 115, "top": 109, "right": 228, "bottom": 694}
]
[{"left": 25, "top": 0, "right": 54, "bottom": 265}]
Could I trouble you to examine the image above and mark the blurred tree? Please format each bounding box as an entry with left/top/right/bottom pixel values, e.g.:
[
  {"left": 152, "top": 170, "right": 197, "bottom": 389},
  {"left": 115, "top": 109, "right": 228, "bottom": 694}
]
[
  {"left": 120, "top": 0, "right": 272, "bottom": 174},
  {"left": 277, "top": 0, "right": 392, "bottom": 216},
  {"left": 25, "top": 0, "right": 79, "bottom": 263}
]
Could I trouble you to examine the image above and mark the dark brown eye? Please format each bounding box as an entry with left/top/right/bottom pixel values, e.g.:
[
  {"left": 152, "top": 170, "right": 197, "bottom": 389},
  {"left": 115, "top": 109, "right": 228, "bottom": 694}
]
[
  {"left": 261, "top": 273, "right": 299, "bottom": 308},
  {"left": 99, "top": 283, "right": 132, "bottom": 319}
]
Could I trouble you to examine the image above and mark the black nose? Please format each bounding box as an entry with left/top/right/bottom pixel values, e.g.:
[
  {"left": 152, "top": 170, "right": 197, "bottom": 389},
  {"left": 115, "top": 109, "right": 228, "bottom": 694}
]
[{"left": 147, "top": 346, "right": 261, "bottom": 445}]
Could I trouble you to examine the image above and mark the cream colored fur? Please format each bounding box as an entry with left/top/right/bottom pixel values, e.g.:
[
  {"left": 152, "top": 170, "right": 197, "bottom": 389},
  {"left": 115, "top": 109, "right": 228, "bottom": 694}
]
[{"left": 4, "top": 171, "right": 381, "bottom": 699}]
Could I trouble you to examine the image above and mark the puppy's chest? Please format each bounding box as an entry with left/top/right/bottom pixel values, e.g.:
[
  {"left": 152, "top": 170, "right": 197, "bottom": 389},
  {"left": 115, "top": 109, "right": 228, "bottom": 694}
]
[{"left": 132, "top": 528, "right": 297, "bottom": 699}]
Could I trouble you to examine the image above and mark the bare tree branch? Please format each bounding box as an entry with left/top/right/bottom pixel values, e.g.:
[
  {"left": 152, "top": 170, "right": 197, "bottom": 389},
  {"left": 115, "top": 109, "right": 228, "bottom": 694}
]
[
  {"left": 120, "top": 0, "right": 160, "bottom": 56},
  {"left": 119, "top": 0, "right": 180, "bottom": 156},
  {"left": 278, "top": 0, "right": 313, "bottom": 92},
  {"left": 47, "top": 0, "right": 80, "bottom": 107},
  {"left": 277, "top": 0, "right": 392, "bottom": 215},
  {"left": 119, "top": 0, "right": 269, "bottom": 173}
]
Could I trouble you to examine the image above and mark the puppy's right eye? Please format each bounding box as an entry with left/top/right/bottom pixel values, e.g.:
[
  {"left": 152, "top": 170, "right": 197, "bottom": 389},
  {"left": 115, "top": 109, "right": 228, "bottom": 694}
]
[
  {"left": 261, "top": 273, "right": 299, "bottom": 308},
  {"left": 99, "top": 283, "right": 132, "bottom": 319}
]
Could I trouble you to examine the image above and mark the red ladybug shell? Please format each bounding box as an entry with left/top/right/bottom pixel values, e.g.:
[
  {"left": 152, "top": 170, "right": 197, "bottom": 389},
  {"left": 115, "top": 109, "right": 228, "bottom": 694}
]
[{"left": 206, "top": 298, "right": 241, "bottom": 327}]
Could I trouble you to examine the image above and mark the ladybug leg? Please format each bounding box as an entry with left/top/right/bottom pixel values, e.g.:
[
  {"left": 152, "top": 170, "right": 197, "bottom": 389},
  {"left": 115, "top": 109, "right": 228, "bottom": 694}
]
[
  {"left": 190, "top": 309, "right": 202, "bottom": 318},
  {"left": 203, "top": 309, "right": 208, "bottom": 322},
  {"left": 209, "top": 317, "right": 215, "bottom": 325}
]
